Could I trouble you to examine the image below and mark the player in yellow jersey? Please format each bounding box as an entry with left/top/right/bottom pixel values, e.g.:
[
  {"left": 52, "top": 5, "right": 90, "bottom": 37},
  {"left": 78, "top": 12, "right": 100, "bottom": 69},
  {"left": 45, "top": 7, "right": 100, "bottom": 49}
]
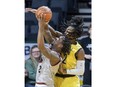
[{"left": 54, "top": 17, "right": 85, "bottom": 87}]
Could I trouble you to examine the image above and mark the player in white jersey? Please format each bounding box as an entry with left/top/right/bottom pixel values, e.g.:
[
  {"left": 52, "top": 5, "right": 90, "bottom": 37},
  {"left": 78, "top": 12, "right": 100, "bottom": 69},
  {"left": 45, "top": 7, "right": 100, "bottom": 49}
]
[
  {"left": 35, "top": 51, "right": 61, "bottom": 87},
  {"left": 35, "top": 13, "right": 71, "bottom": 87}
]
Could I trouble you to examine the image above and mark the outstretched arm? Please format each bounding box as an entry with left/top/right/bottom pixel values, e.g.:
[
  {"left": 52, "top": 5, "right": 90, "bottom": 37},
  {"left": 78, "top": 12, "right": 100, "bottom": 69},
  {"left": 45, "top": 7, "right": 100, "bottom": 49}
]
[
  {"left": 25, "top": 8, "right": 37, "bottom": 13},
  {"left": 37, "top": 14, "right": 60, "bottom": 66},
  {"left": 25, "top": 8, "right": 63, "bottom": 44}
]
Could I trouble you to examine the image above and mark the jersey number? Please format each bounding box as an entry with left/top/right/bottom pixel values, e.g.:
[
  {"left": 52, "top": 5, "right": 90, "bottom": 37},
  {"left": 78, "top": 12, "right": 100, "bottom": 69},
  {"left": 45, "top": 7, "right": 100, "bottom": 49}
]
[{"left": 38, "top": 65, "right": 42, "bottom": 73}]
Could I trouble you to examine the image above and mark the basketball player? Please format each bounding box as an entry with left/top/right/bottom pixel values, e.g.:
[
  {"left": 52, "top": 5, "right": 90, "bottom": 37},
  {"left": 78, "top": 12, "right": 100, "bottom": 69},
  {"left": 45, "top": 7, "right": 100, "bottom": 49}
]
[
  {"left": 35, "top": 13, "right": 71, "bottom": 87},
  {"left": 43, "top": 16, "right": 85, "bottom": 87}
]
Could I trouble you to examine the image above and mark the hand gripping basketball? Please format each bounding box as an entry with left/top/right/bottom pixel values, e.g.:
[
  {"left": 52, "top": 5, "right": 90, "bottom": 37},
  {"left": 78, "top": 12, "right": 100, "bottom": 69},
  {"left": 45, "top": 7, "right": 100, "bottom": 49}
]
[{"left": 35, "top": 6, "right": 52, "bottom": 22}]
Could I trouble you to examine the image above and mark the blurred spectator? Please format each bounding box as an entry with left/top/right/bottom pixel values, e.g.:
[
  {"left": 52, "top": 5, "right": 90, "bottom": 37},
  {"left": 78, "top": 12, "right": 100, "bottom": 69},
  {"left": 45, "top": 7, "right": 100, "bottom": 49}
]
[
  {"left": 25, "top": 45, "right": 42, "bottom": 87},
  {"left": 78, "top": 24, "right": 91, "bottom": 86}
]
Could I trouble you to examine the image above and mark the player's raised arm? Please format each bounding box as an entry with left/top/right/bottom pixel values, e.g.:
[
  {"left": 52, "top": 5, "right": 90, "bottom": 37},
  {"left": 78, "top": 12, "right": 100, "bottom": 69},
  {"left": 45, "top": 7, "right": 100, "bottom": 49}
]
[
  {"left": 42, "top": 23, "right": 55, "bottom": 44},
  {"left": 48, "top": 25, "right": 63, "bottom": 38},
  {"left": 37, "top": 13, "right": 60, "bottom": 66}
]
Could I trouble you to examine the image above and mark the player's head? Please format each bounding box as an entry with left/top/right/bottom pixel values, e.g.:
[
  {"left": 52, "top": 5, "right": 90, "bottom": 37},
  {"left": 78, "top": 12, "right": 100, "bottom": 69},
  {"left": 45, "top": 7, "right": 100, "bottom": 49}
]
[
  {"left": 52, "top": 36, "right": 71, "bottom": 56},
  {"left": 65, "top": 16, "right": 84, "bottom": 40},
  {"left": 30, "top": 45, "right": 41, "bottom": 59}
]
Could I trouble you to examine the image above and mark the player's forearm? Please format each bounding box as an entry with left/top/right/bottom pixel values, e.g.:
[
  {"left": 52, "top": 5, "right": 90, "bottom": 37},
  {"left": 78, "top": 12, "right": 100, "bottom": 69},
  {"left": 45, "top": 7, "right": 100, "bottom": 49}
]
[
  {"left": 67, "top": 68, "right": 84, "bottom": 75},
  {"left": 43, "top": 24, "right": 55, "bottom": 43},
  {"left": 67, "top": 60, "right": 85, "bottom": 75},
  {"left": 43, "top": 24, "right": 63, "bottom": 44},
  {"left": 48, "top": 25, "right": 63, "bottom": 37},
  {"left": 37, "top": 21, "right": 46, "bottom": 51},
  {"left": 37, "top": 21, "right": 52, "bottom": 59}
]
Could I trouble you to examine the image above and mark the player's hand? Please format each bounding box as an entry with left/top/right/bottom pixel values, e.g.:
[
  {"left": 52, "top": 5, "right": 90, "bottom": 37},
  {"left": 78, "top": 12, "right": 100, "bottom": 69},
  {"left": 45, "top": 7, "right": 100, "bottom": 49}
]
[
  {"left": 37, "top": 13, "right": 46, "bottom": 26},
  {"left": 37, "top": 13, "right": 49, "bottom": 28},
  {"left": 36, "top": 12, "right": 49, "bottom": 23}
]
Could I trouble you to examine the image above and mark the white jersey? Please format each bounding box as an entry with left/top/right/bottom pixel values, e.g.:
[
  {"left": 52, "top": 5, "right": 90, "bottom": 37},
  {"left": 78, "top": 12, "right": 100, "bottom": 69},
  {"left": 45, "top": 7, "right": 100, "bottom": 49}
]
[{"left": 35, "top": 51, "right": 61, "bottom": 87}]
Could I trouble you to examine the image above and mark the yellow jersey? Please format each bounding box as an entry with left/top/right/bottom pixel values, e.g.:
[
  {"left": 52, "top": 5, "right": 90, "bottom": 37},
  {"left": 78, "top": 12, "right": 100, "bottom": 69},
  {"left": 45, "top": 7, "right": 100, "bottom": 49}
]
[
  {"left": 54, "top": 42, "right": 82, "bottom": 87},
  {"left": 62, "top": 42, "right": 82, "bottom": 70}
]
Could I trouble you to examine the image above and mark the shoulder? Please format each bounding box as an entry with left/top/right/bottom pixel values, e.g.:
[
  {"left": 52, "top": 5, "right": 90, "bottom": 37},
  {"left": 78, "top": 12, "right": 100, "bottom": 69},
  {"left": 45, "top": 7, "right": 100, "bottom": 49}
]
[{"left": 73, "top": 42, "right": 82, "bottom": 50}]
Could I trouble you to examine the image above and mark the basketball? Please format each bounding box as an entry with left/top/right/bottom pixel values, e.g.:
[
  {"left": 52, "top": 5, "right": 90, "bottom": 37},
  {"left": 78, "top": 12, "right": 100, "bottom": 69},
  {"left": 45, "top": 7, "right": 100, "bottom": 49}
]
[{"left": 35, "top": 6, "right": 52, "bottom": 22}]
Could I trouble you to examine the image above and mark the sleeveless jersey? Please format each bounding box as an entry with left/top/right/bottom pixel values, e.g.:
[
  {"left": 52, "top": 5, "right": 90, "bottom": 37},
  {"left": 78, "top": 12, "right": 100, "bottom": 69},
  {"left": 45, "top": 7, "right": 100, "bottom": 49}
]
[
  {"left": 54, "top": 42, "right": 82, "bottom": 87},
  {"left": 62, "top": 42, "right": 82, "bottom": 70},
  {"left": 36, "top": 51, "right": 61, "bottom": 86}
]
